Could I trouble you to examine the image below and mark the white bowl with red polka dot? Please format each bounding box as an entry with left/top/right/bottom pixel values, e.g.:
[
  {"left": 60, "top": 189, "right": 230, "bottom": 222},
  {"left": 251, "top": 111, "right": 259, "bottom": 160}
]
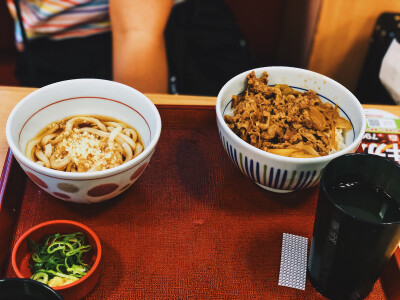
[{"left": 6, "top": 79, "right": 162, "bottom": 203}]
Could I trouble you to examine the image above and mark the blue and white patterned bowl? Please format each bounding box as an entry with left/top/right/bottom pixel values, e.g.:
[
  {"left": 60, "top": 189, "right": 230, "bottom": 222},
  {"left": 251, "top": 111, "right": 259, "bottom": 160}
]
[{"left": 216, "top": 67, "right": 366, "bottom": 193}]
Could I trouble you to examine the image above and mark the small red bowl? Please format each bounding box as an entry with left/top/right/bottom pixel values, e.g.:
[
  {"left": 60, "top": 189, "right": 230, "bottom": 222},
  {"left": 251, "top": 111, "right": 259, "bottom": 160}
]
[{"left": 12, "top": 220, "right": 102, "bottom": 300}]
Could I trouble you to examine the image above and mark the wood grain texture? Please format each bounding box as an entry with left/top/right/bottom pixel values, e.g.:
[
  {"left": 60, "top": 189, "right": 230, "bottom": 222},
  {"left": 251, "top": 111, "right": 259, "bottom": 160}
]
[{"left": 308, "top": 0, "right": 400, "bottom": 91}]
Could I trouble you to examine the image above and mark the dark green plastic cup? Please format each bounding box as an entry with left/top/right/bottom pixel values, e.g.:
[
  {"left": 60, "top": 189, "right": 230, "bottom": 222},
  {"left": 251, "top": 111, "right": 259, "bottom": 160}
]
[{"left": 308, "top": 153, "right": 400, "bottom": 300}]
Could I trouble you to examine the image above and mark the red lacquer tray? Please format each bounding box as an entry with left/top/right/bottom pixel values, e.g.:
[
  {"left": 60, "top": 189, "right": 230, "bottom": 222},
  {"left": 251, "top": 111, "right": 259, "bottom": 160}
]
[{"left": 0, "top": 105, "right": 398, "bottom": 299}]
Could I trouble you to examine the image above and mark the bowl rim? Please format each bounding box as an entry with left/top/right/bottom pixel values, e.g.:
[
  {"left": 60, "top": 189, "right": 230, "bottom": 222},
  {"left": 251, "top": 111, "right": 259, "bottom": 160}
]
[
  {"left": 0, "top": 278, "right": 64, "bottom": 299},
  {"left": 11, "top": 219, "right": 102, "bottom": 291},
  {"left": 320, "top": 153, "right": 400, "bottom": 225},
  {"left": 216, "top": 66, "right": 367, "bottom": 164},
  {"left": 5, "top": 78, "right": 162, "bottom": 180}
]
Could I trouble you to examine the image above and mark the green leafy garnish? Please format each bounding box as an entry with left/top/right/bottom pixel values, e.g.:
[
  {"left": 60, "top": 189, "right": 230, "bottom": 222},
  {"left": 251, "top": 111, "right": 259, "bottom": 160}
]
[{"left": 28, "top": 232, "right": 93, "bottom": 287}]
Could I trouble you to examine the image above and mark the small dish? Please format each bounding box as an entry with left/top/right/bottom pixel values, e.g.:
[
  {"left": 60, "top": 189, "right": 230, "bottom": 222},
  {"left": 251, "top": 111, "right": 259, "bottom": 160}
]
[{"left": 12, "top": 220, "right": 102, "bottom": 300}]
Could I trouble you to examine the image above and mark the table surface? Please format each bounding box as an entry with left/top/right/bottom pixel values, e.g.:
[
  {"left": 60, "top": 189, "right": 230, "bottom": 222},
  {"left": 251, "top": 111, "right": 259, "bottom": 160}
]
[
  {"left": 1, "top": 86, "right": 399, "bottom": 299},
  {"left": 1, "top": 85, "right": 400, "bottom": 172}
]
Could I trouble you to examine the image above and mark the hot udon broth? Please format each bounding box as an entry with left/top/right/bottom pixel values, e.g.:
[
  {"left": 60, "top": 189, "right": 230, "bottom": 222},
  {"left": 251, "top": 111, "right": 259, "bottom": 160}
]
[{"left": 25, "top": 115, "right": 144, "bottom": 172}]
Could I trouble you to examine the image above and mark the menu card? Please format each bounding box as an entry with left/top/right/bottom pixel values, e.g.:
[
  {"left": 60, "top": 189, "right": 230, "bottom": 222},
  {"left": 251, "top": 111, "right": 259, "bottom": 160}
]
[
  {"left": 356, "top": 108, "right": 400, "bottom": 164},
  {"left": 356, "top": 108, "right": 400, "bottom": 256}
]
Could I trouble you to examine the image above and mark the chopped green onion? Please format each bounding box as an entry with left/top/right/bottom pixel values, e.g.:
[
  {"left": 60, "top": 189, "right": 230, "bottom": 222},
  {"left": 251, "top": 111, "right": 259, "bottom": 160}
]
[
  {"left": 31, "top": 271, "right": 49, "bottom": 284},
  {"left": 28, "top": 232, "right": 93, "bottom": 287}
]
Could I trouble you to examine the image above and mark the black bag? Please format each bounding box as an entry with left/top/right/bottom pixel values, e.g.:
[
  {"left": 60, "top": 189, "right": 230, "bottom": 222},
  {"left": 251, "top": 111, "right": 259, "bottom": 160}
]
[
  {"left": 355, "top": 13, "right": 400, "bottom": 104},
  {"left": 165, "top": 0, "right": 256, "bottom": 96}
]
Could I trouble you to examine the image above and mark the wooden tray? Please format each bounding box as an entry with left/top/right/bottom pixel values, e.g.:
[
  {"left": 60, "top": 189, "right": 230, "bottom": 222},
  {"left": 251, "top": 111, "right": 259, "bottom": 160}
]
[{"left": 0, "top": 105, "right": 398, "bottom": 299}]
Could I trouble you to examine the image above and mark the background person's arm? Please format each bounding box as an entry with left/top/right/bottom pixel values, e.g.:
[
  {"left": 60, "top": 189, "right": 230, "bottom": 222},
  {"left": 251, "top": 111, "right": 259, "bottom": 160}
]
[{"left": 110, "top": 0, "right": 173, "bottom": 93}]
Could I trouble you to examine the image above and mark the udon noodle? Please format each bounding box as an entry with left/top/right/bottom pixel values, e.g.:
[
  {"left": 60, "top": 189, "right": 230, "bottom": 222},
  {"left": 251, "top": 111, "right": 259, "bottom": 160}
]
[{"left": 25, "top": 115, "right": 144, "bottom": 172}]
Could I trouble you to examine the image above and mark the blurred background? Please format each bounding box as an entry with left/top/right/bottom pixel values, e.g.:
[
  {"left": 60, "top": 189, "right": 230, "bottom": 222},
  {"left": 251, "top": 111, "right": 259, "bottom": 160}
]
[{"left": 1, "top": 0, "right": 400, "bottom": 103}]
